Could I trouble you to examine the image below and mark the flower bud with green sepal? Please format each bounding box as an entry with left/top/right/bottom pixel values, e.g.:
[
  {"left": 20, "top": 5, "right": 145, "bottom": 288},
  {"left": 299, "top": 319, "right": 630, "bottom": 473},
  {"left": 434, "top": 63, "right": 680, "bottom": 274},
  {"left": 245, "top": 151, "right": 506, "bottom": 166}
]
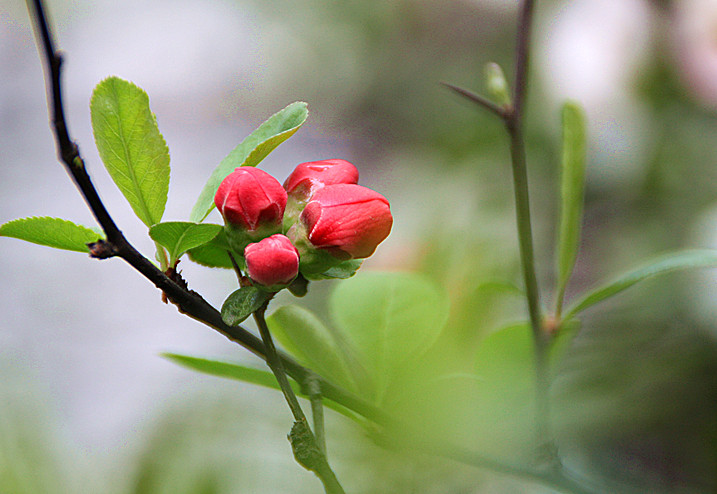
[
  {"left": 288, "top": 183, "right": 392, "bottom": 276},
  {"left": 282, "top": 159, "right": 359, "bottom": 231},
  {"left": 214, "top": 167, "right": 287, "bottom": 254},
  {"left": 244, "top": 234, "right": 300, "bottom": 291}
]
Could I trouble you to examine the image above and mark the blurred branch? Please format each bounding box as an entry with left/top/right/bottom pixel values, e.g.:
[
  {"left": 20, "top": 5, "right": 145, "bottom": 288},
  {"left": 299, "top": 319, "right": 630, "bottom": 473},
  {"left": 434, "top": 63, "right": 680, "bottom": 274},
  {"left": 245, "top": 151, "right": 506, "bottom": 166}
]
[
  {"left": 445, "top": 0, "right": 556, "bottom": 470},
  {"left": 441, "top": 82, "right": 509, "bottom": 118}
]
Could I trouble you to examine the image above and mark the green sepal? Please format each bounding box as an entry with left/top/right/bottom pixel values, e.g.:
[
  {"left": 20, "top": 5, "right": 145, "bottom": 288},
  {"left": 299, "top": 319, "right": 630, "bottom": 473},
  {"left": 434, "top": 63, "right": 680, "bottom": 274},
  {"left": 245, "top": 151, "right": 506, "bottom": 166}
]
[{"left": 309, "top": 259, "right": 363, "bottom": 280}]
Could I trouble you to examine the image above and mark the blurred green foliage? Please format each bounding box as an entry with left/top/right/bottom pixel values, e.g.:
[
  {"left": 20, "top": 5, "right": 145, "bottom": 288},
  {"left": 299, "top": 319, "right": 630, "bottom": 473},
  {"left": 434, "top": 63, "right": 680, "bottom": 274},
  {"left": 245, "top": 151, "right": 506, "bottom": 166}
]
[{"left": 4, "top": 0, "right": 717, "bottom": 492}]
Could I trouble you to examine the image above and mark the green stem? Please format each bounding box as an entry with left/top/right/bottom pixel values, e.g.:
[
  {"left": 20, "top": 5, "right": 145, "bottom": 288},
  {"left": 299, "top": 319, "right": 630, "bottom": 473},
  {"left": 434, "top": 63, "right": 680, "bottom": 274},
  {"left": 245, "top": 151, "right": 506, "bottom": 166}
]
[
  {"left": 506, "top": 121, "right": 553, "bottom": 462},
  {"left": 253, "top": 306, "right": 345, "bottom": 494},
  {"left": 254, "top": 304, "right": 305, "bottom": 420},
  {"left": 306, "top": 373, "right": 327, "bottom": 456},
  {"left": 154, "top": 241, "right": 169, "bottom": 271}
]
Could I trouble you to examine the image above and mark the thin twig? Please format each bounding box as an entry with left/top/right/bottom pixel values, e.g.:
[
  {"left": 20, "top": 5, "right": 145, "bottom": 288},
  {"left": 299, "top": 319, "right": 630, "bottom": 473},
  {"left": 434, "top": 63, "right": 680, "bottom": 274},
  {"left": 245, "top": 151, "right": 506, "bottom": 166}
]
[
  {"left": 442, "top": 0, "right": 555, "bottom": 470},
  {"left": 505, "top": 0, "right": 556, "bottom": 466},
  {"left": 254, "top": 306, "right": 345, "bottom": 494},
  {"left": 254, "top": 304, "right": 307, "bottom": 422},
  {"left": 306, "top": 373, "right": 327, "bottom": 456},
  {"left": 441, "top": 82, "right": 509, "bottom": 119}
]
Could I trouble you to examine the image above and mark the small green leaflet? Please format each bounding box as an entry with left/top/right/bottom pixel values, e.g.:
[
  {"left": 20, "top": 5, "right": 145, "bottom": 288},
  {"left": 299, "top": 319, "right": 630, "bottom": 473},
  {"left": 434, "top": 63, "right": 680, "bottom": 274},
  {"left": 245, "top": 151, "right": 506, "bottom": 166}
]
[
  {"left": 555, "top": 101, "right": 587, "bottom": 314},
  {"left": 90, "top": 76, "right": 170, "bottom": 227},
  {"left": 189, "top": 102, "right": 309, "bottom": 223},
  {"left": 565, "top": 249, "right": 717, "bottom": 319},
  {"left": 221, "top": 286, "right": 272, "bottom": 326},
  {"left": 149, "top": 222, "right": 222, "bottom": 265},
  {"left": 0, "top": 217, "right": 103, "bottom": 253}
]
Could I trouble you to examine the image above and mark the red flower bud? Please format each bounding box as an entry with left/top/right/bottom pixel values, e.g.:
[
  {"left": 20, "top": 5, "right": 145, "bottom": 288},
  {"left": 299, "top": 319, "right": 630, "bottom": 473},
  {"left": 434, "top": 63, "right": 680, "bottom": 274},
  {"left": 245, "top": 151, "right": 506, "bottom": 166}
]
[
  {"left": 244, "top": 234, "right": 299, "bottom": 290},
  {"left": 283, "top": 159, "right": 359, "bottom": 199},
  {"left": 300, "top": 184, "right": 392, "bottom": 259},
  {"left": 215, "top": 167, "right": 287, "bottom": 232}
]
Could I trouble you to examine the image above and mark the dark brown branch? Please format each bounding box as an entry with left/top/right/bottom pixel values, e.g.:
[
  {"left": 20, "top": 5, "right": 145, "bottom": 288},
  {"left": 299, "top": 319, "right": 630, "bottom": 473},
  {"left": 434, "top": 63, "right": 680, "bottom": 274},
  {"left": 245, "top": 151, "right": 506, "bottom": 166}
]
[
  {"left": 25, "top": 0, "right": 387, "bottom": 429},
  {"left": 511, "top": 0, "right": 536, "bottom": 124}
]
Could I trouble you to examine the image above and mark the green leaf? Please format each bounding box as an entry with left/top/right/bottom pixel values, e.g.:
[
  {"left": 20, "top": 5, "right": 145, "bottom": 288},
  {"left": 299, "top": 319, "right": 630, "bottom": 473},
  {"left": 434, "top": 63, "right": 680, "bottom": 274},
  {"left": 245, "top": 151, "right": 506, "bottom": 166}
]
[
  {"left": 163, "top": 353, "right": 296, "bottom": 391},
  {"left": 90, "top": 76, "right": 170, "bottom": 227},
  {"left": 221, "top": 286, "right": 271, "bottom": 326},
  {"left": 0, "top": 216, "right": 103, "bottom": 252},
  {"left": 162, "top": 353, "right": 358, "bottom": 420},
  {"left": 565, "top": 249, "right": 717, "bottom": 319},
  {"left": 329, "top": 272, "right": 450, "bottom": 401},
  {"left": 267, "top": 305, "right": 358, "bottom": 392},
  {"left": 149, "top": 222, "right": 222, "bottom": 265},
  {"left": 187, "top": 229, "right": 234, "bottom": 269},
  {"left": 556, "top": 101, "right": 587, "bottom": 312},
  {"left": 190, "top": 102, "right": 309, "bottom": 223}
]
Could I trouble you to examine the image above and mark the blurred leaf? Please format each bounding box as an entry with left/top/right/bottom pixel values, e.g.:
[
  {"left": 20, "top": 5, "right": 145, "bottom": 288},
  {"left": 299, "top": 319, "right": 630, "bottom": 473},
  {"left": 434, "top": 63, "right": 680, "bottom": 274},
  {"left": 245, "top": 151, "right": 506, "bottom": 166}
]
[
  {"left": 474, "top": 322, "right": 534, "bottom": 388},
  {"left": 163, "top": 353, "right": 296, "bottom": 392},
  {"left": 474, "top": 321, "right": 577, "bottom": 390},
  {"left": 549, "top": 318, "right": 581, "bottom": 369},
  {"left": 162, "top": 353, "right": 358, "bottom": 420},
  {"left": 0, "top": 216, "right": 103, "bottom": 253},
  {"left": 329, "top": 272, "right": 450, "bottom": 402},
  {"left": 187, "top": 230, "right": 234, "bottom": 269},
  {"left": 267, "top": 305, "right": 359, "bottom": 392},
  {"left": 149, "top": 222, "right": 222, "bottom": 265},
  {"left": 221, "top": 286, "right": 271, "bottom": 326},
  {"left": 565, "top": 249, "right": 717, "bottom": 319},
  {"left": 90, "top": 76, "right": 170, "bottom": 227},
  {"left": 556, "top": 101, "right": 587, "bottom": 313},
  {"left": 189, "top": 102, "right": 309, "bottom": 223}
]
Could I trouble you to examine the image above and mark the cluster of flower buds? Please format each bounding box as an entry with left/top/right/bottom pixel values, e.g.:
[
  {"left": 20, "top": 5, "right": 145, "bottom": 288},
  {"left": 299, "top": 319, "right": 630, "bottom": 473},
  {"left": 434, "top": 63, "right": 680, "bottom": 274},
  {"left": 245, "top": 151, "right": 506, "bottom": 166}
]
[{"left": 214, "top": 160, "right": 392, "bottom": 292}]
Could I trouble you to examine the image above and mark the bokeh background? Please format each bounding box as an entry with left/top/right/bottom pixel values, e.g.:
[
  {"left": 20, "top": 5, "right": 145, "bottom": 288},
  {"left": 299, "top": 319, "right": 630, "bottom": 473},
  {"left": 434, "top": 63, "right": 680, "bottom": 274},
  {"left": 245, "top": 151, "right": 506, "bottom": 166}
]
[{"left": 2, "top": 0, "right": 717, "bottom": 492}]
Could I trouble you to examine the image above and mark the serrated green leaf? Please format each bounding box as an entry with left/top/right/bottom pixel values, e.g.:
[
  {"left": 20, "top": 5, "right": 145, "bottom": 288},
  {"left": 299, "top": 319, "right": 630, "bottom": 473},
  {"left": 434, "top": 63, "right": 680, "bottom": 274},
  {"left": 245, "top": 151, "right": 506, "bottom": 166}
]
[
  {"left": 149, "top": 222, "right": 222, "bottom": 265},
  {"left": 187, "top": 229, "right": 234, "bottom": 269},
  {"left": 556, "top": 101, "right": 587, "bottom": 313},
  {"left": 221, "top": 286, "right": 271, "bottom": 326},
  {"left": 329, "top": 272, "right": 450, "bottom": 403},
  {"left": 565, "top": 249, "right": 717, "bottom": 319},
  {"left": 162, "top": 353, "right": 359, "bottom": 421},
  {"left": 189, "top": 102, "right": 309, "bottom": 223},
  {"left": 90, "top": 76, "right": 170, "bottom": 227},
  {"left": 0, "top": 216, "right": 103, "bottom": 252},
  {"left": 267, "top": 305, "right": 359, "bottom": 392}
]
